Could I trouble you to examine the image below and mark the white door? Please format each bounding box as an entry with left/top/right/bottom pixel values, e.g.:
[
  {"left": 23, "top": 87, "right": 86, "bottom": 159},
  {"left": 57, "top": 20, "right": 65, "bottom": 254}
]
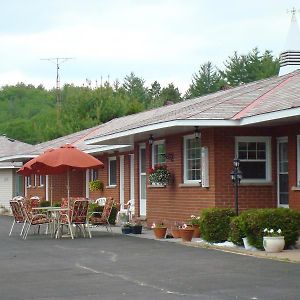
[
  {"left": 120, "top": 155, "right": 125, "bottom": 210},
  {"left": 130, "top": 154, "right": 135, "bottom": 213},
  {"left": 139, "top": 145, "right": 146, "bottom": 216},
  {"left": 277, "top": 137, "right": 289, "bottom": 207}
]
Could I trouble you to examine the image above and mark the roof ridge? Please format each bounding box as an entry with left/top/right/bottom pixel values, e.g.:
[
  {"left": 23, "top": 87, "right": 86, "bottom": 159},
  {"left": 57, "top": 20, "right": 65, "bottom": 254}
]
[
  {"left": 232, "top": 72, "right": 297, "bottom": 120},
  {"left": 184, "top": 74, "right": 285, "bottom": 120}
]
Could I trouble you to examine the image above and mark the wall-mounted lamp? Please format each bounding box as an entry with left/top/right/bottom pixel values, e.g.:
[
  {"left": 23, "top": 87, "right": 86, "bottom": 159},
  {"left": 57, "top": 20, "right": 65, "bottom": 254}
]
[
  {"left": 194, "top": 126, "right": 200, "bottom": 139},
  {"left": 149, "top": 134, "right": 154, "bottom": 145}
]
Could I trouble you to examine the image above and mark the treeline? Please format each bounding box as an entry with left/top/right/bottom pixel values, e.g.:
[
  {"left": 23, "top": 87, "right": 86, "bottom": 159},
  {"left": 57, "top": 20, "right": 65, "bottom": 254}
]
[{"left": 0, "top": 48, "right": 279, "bottom": 144}]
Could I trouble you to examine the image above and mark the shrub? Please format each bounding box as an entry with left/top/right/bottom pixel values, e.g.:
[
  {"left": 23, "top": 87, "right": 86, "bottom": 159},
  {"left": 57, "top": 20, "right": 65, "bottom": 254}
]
[
  {"left": 40, "top": 200, "right": 50, "bottom": 207},
  {"left": 200, "top": 208, "right": 235, "bottom": 243},
  {"left": 236, "top": 208, "right": 300, "bottom": 249},
  {"left": 228, "top": 216, "right": 244, "bottom": 246},
  {"left": 89, "top": 180, "right": 104, "bottom": 192}
]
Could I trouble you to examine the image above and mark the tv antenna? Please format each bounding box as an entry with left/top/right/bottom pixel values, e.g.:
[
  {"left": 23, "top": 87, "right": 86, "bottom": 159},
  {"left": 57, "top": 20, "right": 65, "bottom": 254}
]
[{"left": 41, "top": 57, "right": 74, "bottom": 119}]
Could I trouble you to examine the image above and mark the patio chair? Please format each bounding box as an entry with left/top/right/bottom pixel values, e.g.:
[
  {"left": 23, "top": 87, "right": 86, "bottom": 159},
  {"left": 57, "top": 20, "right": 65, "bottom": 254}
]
[
  {"left": 95, "top": 197, "right": 106, "bottom": 206},
  {"left": 90, "top": 197, "right": 115, "bottom": 232},
  {"left": 56, "top": 199, "right": 91, "bottom": 239},
  {"left": 22, "top": 199, "right": 51, "bottom": 239},
  {"left": 9, "top": 200, "right": 27, "bottom": 236},
  {"left": 116, "top": 199, "right": 135, "bottom": 224}
]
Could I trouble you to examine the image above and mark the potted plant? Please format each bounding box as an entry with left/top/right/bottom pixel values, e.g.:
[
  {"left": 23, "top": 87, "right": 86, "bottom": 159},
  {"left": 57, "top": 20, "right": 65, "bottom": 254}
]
[
  {"left": 131, "top": 220, "right": 143, "bottom": 234},
  {"left": 0, "top": 204, "right": 7, "bottom": 215},
  {"left": 151, "top": 221, "right": 167, "bottom": 239},
  {"left": 121, "top": 222, "right": 132, "bottom": 234},
  {"left": 188, "top": 215, "right": 201, "bottom": 238},
  {"left": 171, "top": 222, "right": 182, "bottom": 238},
  {"left": 89, "top": 179, "right": 104, "bottom": 192},
  {"left": 180, "top": 224, "right": 194, "bottom": 242},
  {"left": 149, "top": 164, "right": 172, "bottom": 186},
  {"left": 263, "top": 228, "right": 285, "bottom": 253}
]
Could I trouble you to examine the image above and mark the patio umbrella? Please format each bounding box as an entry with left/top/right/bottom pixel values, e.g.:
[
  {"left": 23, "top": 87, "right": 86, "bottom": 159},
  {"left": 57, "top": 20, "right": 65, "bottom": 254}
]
[{"left": 18, "top": 144, "right": 104, "bottom": 205}]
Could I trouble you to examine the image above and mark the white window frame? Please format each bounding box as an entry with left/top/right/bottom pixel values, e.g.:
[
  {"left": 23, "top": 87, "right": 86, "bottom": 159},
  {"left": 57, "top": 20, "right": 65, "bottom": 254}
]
[
  {"left": 183, "top": 134, "right": 202, "bottom": 183},
  {"left": 152, "top": 139, "right": 166, "bottom": 167},
  {"left": 39, "top": 175, "right": 44, "bottom": 187},
  {"left": 108, "top": 156, "right": 117, "bottom": 186},
  {"left": 235, "top": 136, "right": 271, "bottom": 183},
  {"left": 89, "top": 169, "right": 98, "bottom": 182},
  {"left": 296, "top": 135, "right": 300, "bottom": 186},
  {"left": 33, "top": 174, "right": 37, "bottom": 187},
  {"left": 26, "top": 176, "right": 31, "bottom": 188}
]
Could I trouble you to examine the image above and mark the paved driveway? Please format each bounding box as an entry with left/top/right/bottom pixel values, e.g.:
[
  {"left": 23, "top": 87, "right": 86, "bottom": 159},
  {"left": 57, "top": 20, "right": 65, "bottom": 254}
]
[{"left": 1, "top": 215, "right": 299, "bottom": 300}]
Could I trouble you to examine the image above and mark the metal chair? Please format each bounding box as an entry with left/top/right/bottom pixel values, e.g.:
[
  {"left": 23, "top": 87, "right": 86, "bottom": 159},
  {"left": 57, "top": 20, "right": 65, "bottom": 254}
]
[
  {"left": 9, "top": 200, "right": 27, "bottom": 236},
  {"left": 22, "top": 199, "right": 51, "bottom": 239},
  {"left": 56, "top": 199, "right": 91, "bottom": 239},
  {"left": 90, "top": 197, "right": 114, "bottom": 232}
]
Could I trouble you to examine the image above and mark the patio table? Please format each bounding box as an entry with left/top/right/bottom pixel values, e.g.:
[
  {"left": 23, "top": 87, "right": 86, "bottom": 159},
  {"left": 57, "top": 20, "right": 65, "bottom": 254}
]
[{"left": 32, "top": 207, "right": 69, "bottom": 238}]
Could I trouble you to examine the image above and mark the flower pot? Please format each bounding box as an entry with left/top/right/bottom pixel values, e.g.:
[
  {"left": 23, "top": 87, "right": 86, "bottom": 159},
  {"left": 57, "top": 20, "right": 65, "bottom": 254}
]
[
  {"left": 192, "top": 225, "right": 201, "bottom": 238},
  {"left": 180, "top": 228, "right": 194, "bottom": 242},
  {"left": 153, "top": 227, "right": 167, "bottom": 239},
  {"left": 171, "top": 228, "right": 181, "bottom": 238},
  {"left": 122, "top": 227, "right": 132, "bottom": 234},
  {"left": 132, "top": 225, "right": 142, "bottom": 234},
  {"left": 263, "top": 236, "right": 285, "bottom": 253}
]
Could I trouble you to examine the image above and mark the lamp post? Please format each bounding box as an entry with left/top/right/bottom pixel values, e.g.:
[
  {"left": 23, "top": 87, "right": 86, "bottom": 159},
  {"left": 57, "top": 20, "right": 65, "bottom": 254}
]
[{"left": 230, "top": 158, "right": 242, "bottom": 215}]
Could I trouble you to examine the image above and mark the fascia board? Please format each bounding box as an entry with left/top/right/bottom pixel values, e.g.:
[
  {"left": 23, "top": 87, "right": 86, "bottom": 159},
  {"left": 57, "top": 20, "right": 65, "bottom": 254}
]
[
  {"left": 240, "top": 107, "right": 300, "bottom": 126},
  {"left": 85, "top": 119, "right": 238, "bottom": 145},
  {"left": 0, "top": 154, "right": 37, "bottom": 162}
]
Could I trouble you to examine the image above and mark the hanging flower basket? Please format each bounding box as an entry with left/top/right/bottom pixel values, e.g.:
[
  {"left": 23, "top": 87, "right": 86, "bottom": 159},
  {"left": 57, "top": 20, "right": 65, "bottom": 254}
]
[{"left": 149, "top": 164, "right": 172, "bottom": 186}]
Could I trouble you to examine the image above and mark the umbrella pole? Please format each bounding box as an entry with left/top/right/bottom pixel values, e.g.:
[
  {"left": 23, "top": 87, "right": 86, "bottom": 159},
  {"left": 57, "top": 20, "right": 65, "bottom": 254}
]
[
  {"left": 50, "top": 175, "right": 53, "bottom": 206},
  {"left": 67, "top": 169, "right": 70, "bottom": 209}
]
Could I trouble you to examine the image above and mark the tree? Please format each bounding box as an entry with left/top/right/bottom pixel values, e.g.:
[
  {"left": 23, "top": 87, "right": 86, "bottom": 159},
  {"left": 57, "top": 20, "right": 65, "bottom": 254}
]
[
  {"left": 220, "top": 48, "right": 279, "bottom": 86},
  {"left": 160, "top": 83, "right": 182, "bottom": 104},
  {"left": 185, "top": 62, "right": 224, "bottom": 99},
  {"left": 122, "top": 72, "right": 150, "bottom": 108}
]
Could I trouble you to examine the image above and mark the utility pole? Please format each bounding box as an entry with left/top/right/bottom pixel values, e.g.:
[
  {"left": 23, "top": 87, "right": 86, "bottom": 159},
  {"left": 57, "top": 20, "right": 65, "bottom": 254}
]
[{"left": 41, "top": 57, "right": 74, "bottom": 121}]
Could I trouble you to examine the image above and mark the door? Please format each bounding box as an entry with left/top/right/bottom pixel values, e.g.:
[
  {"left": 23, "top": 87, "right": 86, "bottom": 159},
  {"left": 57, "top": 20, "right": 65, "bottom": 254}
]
[
  {"left": 120, "top": 155, "right": 125, "bottom": 210},
  {"left": 139, "top": 145, "right": 146, "bottom": 216},
  {"left": 15, "top": 173, "right": 24, "bottom": 196},
  {"left": 277, "top": 138, "right": 288, "bottom": 207}
]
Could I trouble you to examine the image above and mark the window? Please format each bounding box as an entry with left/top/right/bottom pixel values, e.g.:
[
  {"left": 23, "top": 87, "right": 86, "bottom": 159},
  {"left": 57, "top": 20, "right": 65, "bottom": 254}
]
[
  {"left": 236, "top": 136, "right": 271, "bottom": 182},
  {"left": 89, "top": 169, "right": 98, "bottom": 182},
  {"left": 33, "top": 175, "right": 37, "bottom": 187},
  {"left": 108, "top": 157, "right": 117, "bottom": 186},
  {"left": 39, "top": 175, "right": 44, "bottom": 187},
  {"left": 184, "top": 134, "right": 201, "bottom": 183},
  {"left": 26, "top": 176, "right": 31, "bottom": 187},
  {"left": 152, "top": 140, "right": 166, "bottom": 166}
]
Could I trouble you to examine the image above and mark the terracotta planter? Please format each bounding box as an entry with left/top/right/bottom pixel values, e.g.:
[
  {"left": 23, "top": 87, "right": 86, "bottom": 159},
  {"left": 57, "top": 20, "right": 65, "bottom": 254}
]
[
  {"left": 171, "top": 228, "right": 181, "bottom": 238},
  {"left": 263, "top": 236, "right": 285, "bottom": 253},
  {"left": 192, "top": 225, "right": 201, "bottom": 238},
  {"left": 153, "top": 227, "right": 167, "bottom": 239},
  {"left": 180, "top": 228, "right": 194, "bottom": 242}
]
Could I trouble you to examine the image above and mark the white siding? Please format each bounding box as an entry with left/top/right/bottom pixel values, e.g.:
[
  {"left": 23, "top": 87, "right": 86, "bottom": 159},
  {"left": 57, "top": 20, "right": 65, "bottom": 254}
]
[{"left": 0, "top": 169, "right": 13, "bottom": 209}]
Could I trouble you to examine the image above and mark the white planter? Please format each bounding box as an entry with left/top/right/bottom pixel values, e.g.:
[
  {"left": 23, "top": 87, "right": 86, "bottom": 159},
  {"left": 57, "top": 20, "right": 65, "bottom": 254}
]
[{"left": 263, "top": 236, "right": 285, "bottom": 253}]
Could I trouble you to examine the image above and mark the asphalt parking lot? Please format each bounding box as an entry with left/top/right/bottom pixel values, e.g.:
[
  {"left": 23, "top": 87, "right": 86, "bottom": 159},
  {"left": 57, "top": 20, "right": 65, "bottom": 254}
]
[{"left": 1, "top": 215, "right": 300, "bottom": 300}]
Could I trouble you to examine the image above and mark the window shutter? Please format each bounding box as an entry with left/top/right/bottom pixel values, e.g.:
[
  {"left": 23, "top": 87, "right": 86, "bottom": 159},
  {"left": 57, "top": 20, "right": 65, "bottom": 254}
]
[{"left": 201, "top": 147, "right": 209, "bottom": 188}]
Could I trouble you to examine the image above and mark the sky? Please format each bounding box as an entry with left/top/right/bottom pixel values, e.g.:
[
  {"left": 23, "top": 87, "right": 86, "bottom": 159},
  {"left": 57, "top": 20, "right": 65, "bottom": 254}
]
[{"left": 0, "top": 0, "right": 299, "bottom": 94}]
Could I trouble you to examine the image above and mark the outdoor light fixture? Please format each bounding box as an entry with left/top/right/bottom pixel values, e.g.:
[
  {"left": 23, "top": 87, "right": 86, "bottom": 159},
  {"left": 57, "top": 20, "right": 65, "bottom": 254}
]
[
  {"left": 230, "top": 158, "right": 242, "bottom": 215},
  {"left": 148, "top": 134, "right": 154, "bottom": 145},
  {"left": 194, "top": 126, "right": 200, "bottom": 139}
]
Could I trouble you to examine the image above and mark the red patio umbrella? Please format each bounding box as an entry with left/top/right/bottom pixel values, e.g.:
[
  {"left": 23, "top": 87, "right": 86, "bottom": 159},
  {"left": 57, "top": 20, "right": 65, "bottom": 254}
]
[{"left": 18, "top": 144, "right": 104, "bottom": 205}]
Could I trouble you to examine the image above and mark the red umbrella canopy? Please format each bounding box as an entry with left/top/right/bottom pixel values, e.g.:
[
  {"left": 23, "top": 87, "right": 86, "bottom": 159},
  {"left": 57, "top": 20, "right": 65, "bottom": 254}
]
[{"left": 18, "top": 144, "right": 103, "bottom": 175}]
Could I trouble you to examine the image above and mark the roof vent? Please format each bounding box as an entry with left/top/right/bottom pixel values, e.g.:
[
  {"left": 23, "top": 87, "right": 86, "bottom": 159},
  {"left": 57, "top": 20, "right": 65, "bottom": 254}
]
[{"left": 279, "top": 8, "right": 300, "bottom": 76}]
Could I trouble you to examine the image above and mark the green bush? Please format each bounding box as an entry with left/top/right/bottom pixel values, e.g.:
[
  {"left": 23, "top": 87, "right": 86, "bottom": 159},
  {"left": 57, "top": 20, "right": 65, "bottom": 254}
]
[
  {"left": 39, "top": 200, "right": 51, "bottom": 207},
  {"left": 89, "top": 203, "right": 118, "bottom": 225},
  {"left": 228, "top": 216, "right": 244, "bottom": 246},
  {"left": 236, "top": 208, "right": 300, "bottom": 250},
  {"left": 200, "top": 208, "right": 235, "bottom": 243}
]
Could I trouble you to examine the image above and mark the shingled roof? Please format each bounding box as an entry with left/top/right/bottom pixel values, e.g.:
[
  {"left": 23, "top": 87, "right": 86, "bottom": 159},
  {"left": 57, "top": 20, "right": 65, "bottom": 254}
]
[{"left": 85, "top": 70, "right": 300, "bottom": 144}]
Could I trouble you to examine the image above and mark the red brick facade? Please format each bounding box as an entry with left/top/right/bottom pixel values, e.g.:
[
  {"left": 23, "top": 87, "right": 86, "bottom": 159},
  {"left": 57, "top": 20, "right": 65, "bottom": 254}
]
[{"left": 25, "top": 122, "right": 300, "bottom": 226}]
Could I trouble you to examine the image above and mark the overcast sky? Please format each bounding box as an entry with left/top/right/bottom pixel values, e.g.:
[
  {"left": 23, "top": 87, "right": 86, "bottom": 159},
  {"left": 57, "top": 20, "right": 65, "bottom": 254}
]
[{"left": 0, "top": 0, "right": 299, "bottom": 93}]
